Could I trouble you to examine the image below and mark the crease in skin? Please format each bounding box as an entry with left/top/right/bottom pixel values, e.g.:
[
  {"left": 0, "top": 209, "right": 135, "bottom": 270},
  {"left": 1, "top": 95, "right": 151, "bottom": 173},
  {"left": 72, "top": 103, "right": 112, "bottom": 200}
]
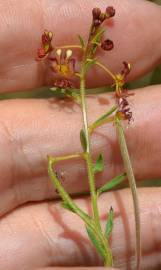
[
  {"left": 48, "top": 203, "right": 100, "bottom": 266},
  {"left": 31, "top": 214, "right": 56, "bottom": 267},
  {"left": 0, "top": 188, "right": 160, "bottom": 269},
  {"left": 0, "top": 0, "right": 161, "bottom": 91},
  {"left": 0, "top": 86, "right": 161, "bottom": 217}
]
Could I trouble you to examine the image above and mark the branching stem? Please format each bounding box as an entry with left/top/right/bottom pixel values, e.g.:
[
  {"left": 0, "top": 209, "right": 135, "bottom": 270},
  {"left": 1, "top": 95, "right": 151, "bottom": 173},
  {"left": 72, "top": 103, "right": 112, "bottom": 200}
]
[
  {"left": 95, "top": 61, "right": 116, "bottom": 81},
  {"left": 80, "top": 67, "right": 101, "bottom": 231}
]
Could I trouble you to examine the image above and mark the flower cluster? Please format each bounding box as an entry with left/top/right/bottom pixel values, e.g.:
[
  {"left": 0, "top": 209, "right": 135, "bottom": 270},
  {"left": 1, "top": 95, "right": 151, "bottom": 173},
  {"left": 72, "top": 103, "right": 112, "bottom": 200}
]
[
  {"left": 115, "top": 61, "right": 131, "bottom": 96},
  {"left": 92, "top": 6, "right": 115, "bottom": 52},
  {"left": 92, "top": 6, "right": 115, "bottom": 27},
  {"left": 36, "top": 31, "right": 76, "bottom": 89},
  {"left": 117, "top": 95, "right": 133, "bottom": 122},
  {"left": 50, "top": 48, "right": 76, "bottom": 89},
  {"left": 115, "top": 62, "right": 133, "bottom": 122}
]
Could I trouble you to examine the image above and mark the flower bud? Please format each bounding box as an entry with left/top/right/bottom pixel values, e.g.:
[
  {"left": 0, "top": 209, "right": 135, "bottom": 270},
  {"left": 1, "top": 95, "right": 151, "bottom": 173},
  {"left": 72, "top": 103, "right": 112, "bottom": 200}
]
[
  {"left": 121, "top": 62, "right": 131, "bottom": 77},
  {"left": 93, "top": 19, "right": 102, "bottom": 27},
  {"left": 92, "top": 7, "right": 101, "bottom": 20},
  {"left": 106, "top": 6, "right": 115, "bottom": 18},
  {"left": 101, "top": 39, "right": 114, "bottom": 51}
]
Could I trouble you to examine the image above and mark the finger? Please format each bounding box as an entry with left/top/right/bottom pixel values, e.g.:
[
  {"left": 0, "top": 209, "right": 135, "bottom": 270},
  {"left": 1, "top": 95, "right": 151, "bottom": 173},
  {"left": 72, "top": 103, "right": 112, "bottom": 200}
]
[
  {"left": 36, "top": 268, "right": 118, "bottom": 270},
  {"left": 0, "top": 0, "right": 161, "bottom": 92},
  {"left": 0, "top": 188, "right": 160, "bottom": 270},
  {"left": 0, "top": 85, "right": 161, "bottom": 215}
]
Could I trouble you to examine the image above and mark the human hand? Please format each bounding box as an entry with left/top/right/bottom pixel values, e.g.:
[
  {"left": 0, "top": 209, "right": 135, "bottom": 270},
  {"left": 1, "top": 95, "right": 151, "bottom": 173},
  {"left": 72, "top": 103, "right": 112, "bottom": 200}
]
[{"left": 0, "top": 0, "right": 161, "bottom": 269}]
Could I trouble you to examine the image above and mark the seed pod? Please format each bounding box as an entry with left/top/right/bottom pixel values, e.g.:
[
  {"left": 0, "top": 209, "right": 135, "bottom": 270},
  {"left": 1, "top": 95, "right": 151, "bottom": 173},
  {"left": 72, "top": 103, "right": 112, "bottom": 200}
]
[{"left": 101, "top": 39, "right": 114, "bottom": 51}]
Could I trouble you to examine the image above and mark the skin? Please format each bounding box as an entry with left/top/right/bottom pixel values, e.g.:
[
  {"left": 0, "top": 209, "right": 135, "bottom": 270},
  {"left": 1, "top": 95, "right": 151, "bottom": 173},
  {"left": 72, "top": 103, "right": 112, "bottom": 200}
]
[{"left": 0, "top": 0, "right": 161, "bottom": 269}]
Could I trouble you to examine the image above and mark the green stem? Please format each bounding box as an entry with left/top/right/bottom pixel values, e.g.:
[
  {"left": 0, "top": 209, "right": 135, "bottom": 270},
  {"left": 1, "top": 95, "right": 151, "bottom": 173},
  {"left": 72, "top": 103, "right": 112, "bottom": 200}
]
[
  {"left": 53, "top": 153, "right": 82, "bottom": 162},
  {"left": 48, "top": 156, "right": 91, "bottom": 223},
  {"left": 89, "top": 116, "right": 114, "bottom": 135},
  {"left": 80, "top": 69, "right": 101, "bottom": 231},
  {"left": 95, "top": 61, "right": 116, "bottom": 81},
  {"left": 48, "top": 156, "right": 112, "bottom": 265},
  {"left": 115, "top": 116, "right": 141, "bottom": 270},
  {"left": 55, "top": 45, "right": 82, "bottom": 50},
  {"left": 88, "top": 106, "right": 118, "bottom": 135}
]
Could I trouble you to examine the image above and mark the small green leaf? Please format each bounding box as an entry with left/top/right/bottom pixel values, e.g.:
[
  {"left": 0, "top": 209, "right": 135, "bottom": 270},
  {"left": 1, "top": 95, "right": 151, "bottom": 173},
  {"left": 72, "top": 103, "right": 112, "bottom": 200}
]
[
  {"left": 61, "top": 201, "right": 75, "bottom": 213},
  {"left": 97, "top": 173, "right": 126, "bottom": 195},
  {"left": 86, "top": 226, "right": 105, "bottom": 259},
  {"left": 91, "top": 28, "right": 105, "bottom": 54},
  {"left": 80, "top": 129, "right": 87, "bottom": 152},
  {"left": 84, "top": 58, "right": 97, "bottom": 73},
  {"left": 105, "top": 207, "right": 114, "bottom": 239},
  {"left": 78, "top": 35, "right": 85, "bottom": 48},
  {"left": 94, "top": 106, "right": 117, "bottom": 126},
  {"left": 92, "top": 28, "right": 105, "bottom": 43},
  {"left": 93, "top": 154, "right": 104, "bottom": 174}
]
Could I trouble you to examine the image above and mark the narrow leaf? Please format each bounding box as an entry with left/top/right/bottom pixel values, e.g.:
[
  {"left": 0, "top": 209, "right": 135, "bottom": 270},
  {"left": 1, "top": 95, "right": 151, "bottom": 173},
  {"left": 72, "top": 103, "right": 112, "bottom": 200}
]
[
  {"left": 91, "top": 28, "right": 105, "bottom": 54},
  {"left": 94, "top": 106, "right": 117, "bottom": 126},
  {"left": 86, "top": 226, "right": 105, "bottom": 259},
  {"left": 84, "top": 58, "right": 97, "bottom": 73},
  {"left": 80, "top": 129, "right": 87, "bottom": 152},
  {"left": 97, "top": 173, "right": 126, "bottom": 195},
  {"left": 78, "top": 34, "right": 85, "bottom": 48},
  {"left": 93, "top": 154, "right": 104, "bottom": 174},
  {"left": 105, "top": 207, "right": 114, "bottom": 239},
  {"left": 91, "top": 28, "right": 105, "bottom": 44}
]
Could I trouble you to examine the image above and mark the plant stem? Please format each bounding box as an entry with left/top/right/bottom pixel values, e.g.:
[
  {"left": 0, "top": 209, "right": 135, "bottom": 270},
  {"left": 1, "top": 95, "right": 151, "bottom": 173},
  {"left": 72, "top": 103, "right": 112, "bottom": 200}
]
[
  {"left": 89, "top": 116, "right": 114, "bottom": 134},
  {"left": 95, "top": 61, "right": 116, "bottom": 81},
  {"left": 56, "top": 45, "right": 82, "bottom": 50},
  {"left": 48, "top": 156, "right": 112, "bottom": 266},
  {"left": 80, "top": 68, "right": 101, "bottom": 231},
  {"left": 48, "top": 156, "right": 91, "bottom": 223},
  {"left": 52, "top": 153, "right": 82, "bottom": 162},
  {"left": 115, "top": 115, "right": 141, "bottom": 270}
]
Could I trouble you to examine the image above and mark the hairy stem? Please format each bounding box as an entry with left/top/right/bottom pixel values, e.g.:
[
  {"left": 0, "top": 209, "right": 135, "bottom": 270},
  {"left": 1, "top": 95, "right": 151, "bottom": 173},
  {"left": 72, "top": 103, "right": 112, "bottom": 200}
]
[
  {"left": 80, "top": 63, "right": 113, "bottom": 266},
  {"left": 48, "top": 156, "right": 112, "bottom": 265},
  {"left": 115, "top": 116, "right": 141, "bottom": 270},
  {"left": 80, "top": 68, "right": 101, "bottom": 231}
]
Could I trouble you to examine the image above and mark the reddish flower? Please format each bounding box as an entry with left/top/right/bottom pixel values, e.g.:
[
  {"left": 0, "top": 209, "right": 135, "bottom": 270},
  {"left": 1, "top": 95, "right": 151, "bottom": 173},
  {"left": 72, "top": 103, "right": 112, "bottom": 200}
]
[
  {"left": 117, "top": 96, "right": 133, "bottom": 122},
  {"left": 37, "top": 30, "right": 53, "bottom": 60},
  {"left": 54, "top": 79, "right": 73, "bottom": 89},
  {"left": 50, "top": 49, "right": 76, "bottom": 77},
  {"left": 121, "top": 61, "right": 131, "bottom": 78},
  {"left": 115, "top": 62, "right": 131, "bottom": 97}
]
